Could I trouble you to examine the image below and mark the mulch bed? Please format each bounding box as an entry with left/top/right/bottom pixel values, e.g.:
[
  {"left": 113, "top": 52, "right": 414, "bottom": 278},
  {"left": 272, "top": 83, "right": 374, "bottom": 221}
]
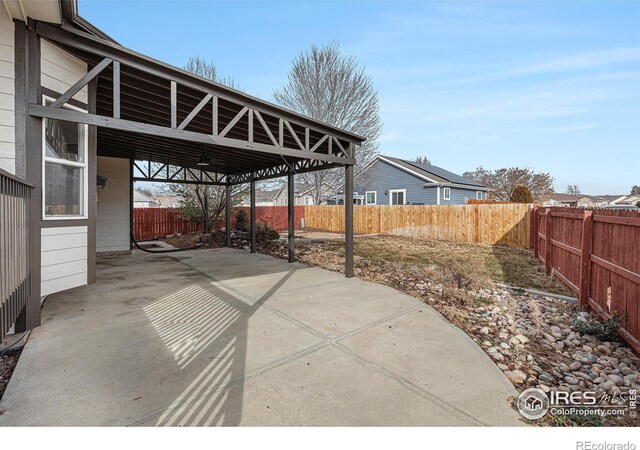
[{"left": 0, "top": 351, "right": 21, "bottom": 404}]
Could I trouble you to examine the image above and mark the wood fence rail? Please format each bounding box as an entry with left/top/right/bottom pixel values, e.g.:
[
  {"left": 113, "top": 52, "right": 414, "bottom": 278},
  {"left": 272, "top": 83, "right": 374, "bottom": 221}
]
[
  {"left": 533, "top": 206, "right": 640, "bottom": 353},
  {"left": 134, "top": 206, "right": 306, "bottom": 240},
  {"left": 304, "top": 204, "right": 532, "bottom": 248},
  {"left": 134, "top": 208, "right": 203, "bottom": 240}
]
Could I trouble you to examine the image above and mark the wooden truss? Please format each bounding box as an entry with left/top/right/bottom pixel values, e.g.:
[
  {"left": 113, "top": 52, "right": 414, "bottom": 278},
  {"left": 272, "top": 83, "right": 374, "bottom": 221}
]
[{"left": 30, "top": 21, "right": 360, "bottom": 181}]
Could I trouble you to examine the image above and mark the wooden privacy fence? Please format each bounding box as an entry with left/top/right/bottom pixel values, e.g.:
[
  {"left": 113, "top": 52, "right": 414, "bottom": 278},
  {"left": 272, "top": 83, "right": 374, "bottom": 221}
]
[
  {"left": 134, "top": 208, "right": 203, "bottom": 240},
  {"left": 304, "top": 204, "right": 532, "bottom": 247},
  {"left": 534, "top": 206, "right": 640, "bottom": 353},
  {"left": 134, "top": 206, "right": 306, "bottom": 240}
]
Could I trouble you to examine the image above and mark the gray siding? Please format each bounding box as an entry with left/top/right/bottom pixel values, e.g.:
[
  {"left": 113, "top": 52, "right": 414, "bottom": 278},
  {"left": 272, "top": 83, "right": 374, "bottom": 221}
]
[
  {"left": 441, "top": 186, "right": 485, "bottom": 205},
  {"left": 356, "top": 159, "right": 486, "bottom": 205}
]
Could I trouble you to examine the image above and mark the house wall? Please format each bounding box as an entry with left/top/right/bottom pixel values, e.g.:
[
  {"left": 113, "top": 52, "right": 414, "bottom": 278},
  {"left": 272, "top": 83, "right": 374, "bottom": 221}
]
[
  {"left": 39, "top": 42, "right": 90, "bottom": 296},
  {"left": 0, "top": 8, "right": 14, "bottom": 173},
  {"left": 41, "top": 226, "right": 88, "bottom": 296},
  {"left": 97, "top": 156, "right": 130, "bottom": 253},
  {"left": 356, "top": 160, "right": 485, "bottom": 205},
  {"left": 440, "top": 186, "right": 485, "bottom": 205}
]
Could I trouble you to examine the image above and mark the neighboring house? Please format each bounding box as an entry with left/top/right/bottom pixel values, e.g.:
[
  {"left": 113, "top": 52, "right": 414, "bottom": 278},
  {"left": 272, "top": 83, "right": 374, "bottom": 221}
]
[
  {"left": 273, "top": 182, "right": 336, "bottom": 206},
  {"left": 611, "top": 195, "right": 640, "bottom": 206},
  {"left": 355, "top": 155, "right": 489, "bottom": 205},
  {"left": 154, "top": 195, "right": 180, "bottom": 208},
  {"left": 543, "top": 194, "right": 623, "bottom": 208},
  {"left": 134, "top": 191, "right": 160, "bottom": 208},
  {"left": 255, "top": 188, "right": 279, "bottom": 206}
]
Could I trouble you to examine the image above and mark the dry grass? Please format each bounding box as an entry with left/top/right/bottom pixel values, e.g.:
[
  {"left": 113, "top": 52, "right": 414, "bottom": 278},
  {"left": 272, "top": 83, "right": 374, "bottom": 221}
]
[{"left": 318, "top": 235, "right": 572, "bottom": 296}]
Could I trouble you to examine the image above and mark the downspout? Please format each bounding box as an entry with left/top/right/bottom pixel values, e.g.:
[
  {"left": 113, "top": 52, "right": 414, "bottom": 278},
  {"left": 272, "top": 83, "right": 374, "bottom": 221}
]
[{"left": 436, "top": 185, "right": 441, "bottom": 205}]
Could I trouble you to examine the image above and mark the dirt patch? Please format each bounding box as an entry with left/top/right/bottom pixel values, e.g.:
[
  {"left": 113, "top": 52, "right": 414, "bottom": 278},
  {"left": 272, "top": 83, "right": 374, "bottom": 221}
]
[{"left": 0, "top": 351, "right": 20, "bottom": 402}]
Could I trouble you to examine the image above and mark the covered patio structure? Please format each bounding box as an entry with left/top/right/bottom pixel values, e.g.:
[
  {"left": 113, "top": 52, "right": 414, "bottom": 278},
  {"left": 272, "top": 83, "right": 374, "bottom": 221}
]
[{"left": 17, "top": 17, "right": 363, "bottom": 331}]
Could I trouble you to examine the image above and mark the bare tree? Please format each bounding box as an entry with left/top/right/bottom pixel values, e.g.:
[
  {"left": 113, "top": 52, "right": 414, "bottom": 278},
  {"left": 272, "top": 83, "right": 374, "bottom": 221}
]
[
  {"left": 273, "top": 42, "right": 382, "bottom": 204},
  {"left": 183, "top": 56, "right": 239, "bottom": 90},
  {"left": 463, "top": 166, "right": 554, "bottom": 202},
  {"left": 566, "top": 185, "right": 581, "bottom": 195}
]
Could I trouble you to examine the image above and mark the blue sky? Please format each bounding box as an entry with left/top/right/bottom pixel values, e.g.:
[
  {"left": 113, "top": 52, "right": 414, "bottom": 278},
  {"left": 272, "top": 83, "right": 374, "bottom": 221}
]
[{"left": 80, "top": 1, "right": 640, "bottom": 195}]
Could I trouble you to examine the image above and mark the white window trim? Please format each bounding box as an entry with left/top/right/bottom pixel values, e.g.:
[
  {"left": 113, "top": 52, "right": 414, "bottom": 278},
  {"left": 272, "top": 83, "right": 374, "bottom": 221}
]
[
  {"left": 42, "top": 95, "right": 89, "bottom": 220},
  {"left": 476, "top": 191, "right": 483, "bottom": 200},
  {"left": 389, "top": 188, "right": 407, "bottom": 205},
  {"left": 365, "top": 190, "right": 377, "bottom": 205},
  {"left": 443, "top": 187, "right": 451, "bottom": 201}
]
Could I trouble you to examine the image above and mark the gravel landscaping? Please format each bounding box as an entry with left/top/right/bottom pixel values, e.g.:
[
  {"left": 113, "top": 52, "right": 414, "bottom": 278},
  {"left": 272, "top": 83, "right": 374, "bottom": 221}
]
[{"left": 0, "top": 351, "right": 20, "bottom": 405}]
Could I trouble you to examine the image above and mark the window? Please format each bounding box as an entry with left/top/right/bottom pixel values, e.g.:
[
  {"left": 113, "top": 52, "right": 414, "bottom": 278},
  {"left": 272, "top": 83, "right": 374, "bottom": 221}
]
[
  {"left": 43, "top": 97, "right": 88, "bottom": 219},
  {"left": 443, "top": 187, "right": 451, "bottom": 200},
  {"left": 365, "top": 191, "right": 377, "bottom": 205},
  {"left": 476, "top": 191, "right": 483, "bottom": 200},
  {"left": 304, "top": 196, "right": 314, "bottom": 205},
  {"left": 389, "top": 189, "right": 406, "bottom": 205}
]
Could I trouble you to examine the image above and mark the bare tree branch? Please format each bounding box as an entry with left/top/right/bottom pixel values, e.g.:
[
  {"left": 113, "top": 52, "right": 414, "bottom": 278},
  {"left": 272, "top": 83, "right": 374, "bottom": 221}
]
[{"left": 273, "top": 42, "right": 382, "bottom": 203}]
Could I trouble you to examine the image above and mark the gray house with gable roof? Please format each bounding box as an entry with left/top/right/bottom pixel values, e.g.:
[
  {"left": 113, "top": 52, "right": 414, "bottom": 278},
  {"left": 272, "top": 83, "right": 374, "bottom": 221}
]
[{"left": 355, "top": 155, "right": 490, "bottom": 206}]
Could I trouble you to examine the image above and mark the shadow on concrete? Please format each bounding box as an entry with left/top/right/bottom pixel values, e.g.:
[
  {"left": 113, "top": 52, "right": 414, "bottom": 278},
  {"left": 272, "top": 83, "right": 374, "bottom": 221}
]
[{"left": 146, "top": 262, "right": 295, "bottom": 426}]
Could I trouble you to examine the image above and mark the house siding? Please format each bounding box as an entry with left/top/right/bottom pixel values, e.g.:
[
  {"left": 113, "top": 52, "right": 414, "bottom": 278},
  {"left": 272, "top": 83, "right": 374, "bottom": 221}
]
[
  {"left": 441, "top": 186, "right": 485, "bottom": 205},
  {"left": 97, "top": 156, "right": 130, "bottom": 253},
  {"left": 0, "top": 8, "right": 14, "bottom": 173},
  {"left": 40, "top": 42, "right": 89, "bottom": 296},
  {"left": 356, "top": 159, "right": 485, "bottom": 205},
  {"left": 41, "top": 226, "right": 88, "bottom": 296}
]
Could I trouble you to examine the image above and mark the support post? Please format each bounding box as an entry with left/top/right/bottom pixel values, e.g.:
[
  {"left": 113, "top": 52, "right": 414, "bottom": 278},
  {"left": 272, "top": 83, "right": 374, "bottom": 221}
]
[
  {"left": 345, "top": 164, "right": 354, "bottom": 278},
  {"left": 14, "top": 22, "right": 41, "bottom": 332},
  {"left": 545, "top": 209, "right": 553, "bottom": 276},
  {"left": 532, "top": 206, "right": 539, "bottom": 256},
  {"left": 288, "top": 170, "right": 295, "bottom": 263},
  {"left": 225, "top": 184, "right": 231, "bottom": 247},
  {"left": 250, "top": 178, "right": 256, "bottom": 253},
  {"left": 579, "top": 210, "right": 594, "bottom": 308},
  {"left": 129, "top": 158, "right": 134, "bottom": 249}
]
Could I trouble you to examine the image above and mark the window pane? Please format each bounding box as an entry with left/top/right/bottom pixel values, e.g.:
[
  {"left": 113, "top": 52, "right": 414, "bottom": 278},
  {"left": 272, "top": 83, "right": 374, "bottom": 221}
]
[
  {"left": 45, "top": 162, "right": 84, "bottom": 216},
  {"left": 44, "top": 117, "right": 85, "bottom": 163}
]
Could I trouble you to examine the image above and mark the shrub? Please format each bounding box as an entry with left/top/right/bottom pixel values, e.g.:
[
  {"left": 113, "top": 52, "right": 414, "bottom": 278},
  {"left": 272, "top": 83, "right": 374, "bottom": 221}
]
[
  {"left": 256, "top": 223, "right": 280, "bottom": 242},
  {"left": 574, "top": 311, "right": 622, "bottom": 342},
  {"left": 234, "top": 208, "right": 249, "bottom": 232},
  {"left": 510, "top": 185, "right": 534, "bottom": 203}
]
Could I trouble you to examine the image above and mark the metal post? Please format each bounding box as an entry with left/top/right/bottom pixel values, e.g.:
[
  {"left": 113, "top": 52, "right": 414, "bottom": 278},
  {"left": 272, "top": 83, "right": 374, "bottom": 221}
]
[
  {"left": 288, "top": 170, "right": 295, "bottom": 262},
  {"left": 250, "top": 179, "right": 256, "bottom": 253},
  {"left": 225, "top": 184, "right": 231, "bottom": 247},
  {"left": 129, "top": 158, "right": 134, "bottom": 249},
  {"left": 345, "top": 164, "right": 354, "bottom": 278}
]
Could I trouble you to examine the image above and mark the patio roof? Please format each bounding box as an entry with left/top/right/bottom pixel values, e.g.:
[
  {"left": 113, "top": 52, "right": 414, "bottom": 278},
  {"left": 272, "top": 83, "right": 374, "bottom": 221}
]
[{"left": 29, "top": 19, "right": 365, "bottom": 185}]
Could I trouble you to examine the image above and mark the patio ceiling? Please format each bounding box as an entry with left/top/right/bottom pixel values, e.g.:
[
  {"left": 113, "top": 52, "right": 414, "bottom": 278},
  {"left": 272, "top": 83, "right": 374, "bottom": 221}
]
[{"left": 29, "top": 20, "right": 365, "bottom": 184}]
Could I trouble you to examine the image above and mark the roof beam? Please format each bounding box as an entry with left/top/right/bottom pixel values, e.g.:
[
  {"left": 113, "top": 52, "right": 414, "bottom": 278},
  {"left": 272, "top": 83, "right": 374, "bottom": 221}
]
[
  {"left": 36, "top": 21, "right": 364, "bottom": 144},
  {"left": 30, "top": 104, "right": 355, "bottom": 165}
]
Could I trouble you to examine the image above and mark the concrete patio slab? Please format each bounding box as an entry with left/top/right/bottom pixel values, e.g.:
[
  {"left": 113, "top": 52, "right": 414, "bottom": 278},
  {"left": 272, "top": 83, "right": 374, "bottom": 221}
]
[{"left": 0, "top": 248, "right": 524, "bottom": 426}]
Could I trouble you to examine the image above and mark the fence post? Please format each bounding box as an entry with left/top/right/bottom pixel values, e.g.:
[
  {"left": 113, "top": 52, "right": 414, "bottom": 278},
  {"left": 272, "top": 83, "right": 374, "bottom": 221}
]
[
  {"left": 532, "top": 206, "right": 538, "bottom": 256},
  {"left": 545, "top": 209, "right": 553, "bottom": 276},
  {"left": 579, "top": 210, "right": 594, "bottom": 308}
]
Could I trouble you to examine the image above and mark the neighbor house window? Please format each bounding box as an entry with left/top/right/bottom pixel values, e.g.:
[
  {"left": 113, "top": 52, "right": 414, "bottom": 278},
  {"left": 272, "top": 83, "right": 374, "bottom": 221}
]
[
  {"left": 476, "top": 191, "right": 483, "bottom": 200},
  {"left": 389, "top": 189, "right": 406, "bottom": 205},
  {"left": 443, "top": 187, "right": 451, "bottom": 200},
  {"left": 304, "top": 196, "right": 314, "bottom": 205},
  {"left": 43, "top": 97, "right": 88, "bottom": 219},
  {"left": 365, "top": 191, "right": 377, "bottom": 205}
]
